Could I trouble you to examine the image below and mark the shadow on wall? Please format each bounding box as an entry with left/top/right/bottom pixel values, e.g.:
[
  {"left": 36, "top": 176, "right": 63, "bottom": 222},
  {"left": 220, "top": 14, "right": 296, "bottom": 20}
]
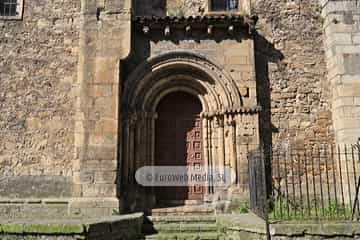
[
  {"left": 135, "top": 0, "right": 167, "bottom": 17},
  {"left": 254, "top": 32, "right": 284, "bottom": 149},
  {"left": 254, "top": 32, "right": 284, "bottom": 190}
]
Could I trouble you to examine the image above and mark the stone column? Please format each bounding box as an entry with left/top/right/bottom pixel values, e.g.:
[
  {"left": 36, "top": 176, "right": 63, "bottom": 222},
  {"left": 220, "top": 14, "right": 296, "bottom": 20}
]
[
  {"left": 320, "top": 0, "right": 360, "bottom": 203},
  {"left": 217, "top": 116, "right": 226, "bottom": 177},
  {"left": 320, "top": 0, "right": 360, "bottom": 145},
  {"left": 72, "top": 0, "right": 131, "bottom": 217},
  {"left": 229, "top": 116, "right": 237, "bottom": 184},
  {"left": 202, "top": 117, "right": 211, "bottom": 196}
]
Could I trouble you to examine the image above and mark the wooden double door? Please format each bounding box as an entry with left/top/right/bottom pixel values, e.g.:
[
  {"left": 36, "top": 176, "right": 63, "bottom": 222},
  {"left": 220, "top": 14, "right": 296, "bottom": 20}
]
[{"left": 155, "top": 92, "right": 204, "bottom": 201}]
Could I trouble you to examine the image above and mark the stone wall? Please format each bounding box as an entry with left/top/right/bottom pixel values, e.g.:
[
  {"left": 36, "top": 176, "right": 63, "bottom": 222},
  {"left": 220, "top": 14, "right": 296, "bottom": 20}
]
[
  {"left": 2, "top": 0, "right": 357, "bottom": 218},
  {"left": 135, "top": 0, "right": 206, "bottom": 17},
  {"left": 135, "top": 0, "right": 251, "bottom": 17},
  {"left": 252, "top": 0, "right": 334, "bottom": 147},
  {"left": 0, "top": 0, "right": 132, "bottom": 217},
  {"left": 0, "top": 0, "right": 80, "bottom": 192},
  {"left": 320, "top": 0, "right": 360, "bottom": 144}
]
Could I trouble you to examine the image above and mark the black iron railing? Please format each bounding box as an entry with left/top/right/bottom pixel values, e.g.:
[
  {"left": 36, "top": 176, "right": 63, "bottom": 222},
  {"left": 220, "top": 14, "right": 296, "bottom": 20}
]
[{"left": 248, "top": 143, "right": 360, "bottom": 223}]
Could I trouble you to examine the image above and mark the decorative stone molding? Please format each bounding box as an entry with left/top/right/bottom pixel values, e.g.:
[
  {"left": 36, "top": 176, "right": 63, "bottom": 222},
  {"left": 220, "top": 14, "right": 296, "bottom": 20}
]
[
  {"left": 134, "top": 15, "right": 258, "bottom": 35},
  {"left": 122, "top": 51, "right": 248, "bottom": 114}
]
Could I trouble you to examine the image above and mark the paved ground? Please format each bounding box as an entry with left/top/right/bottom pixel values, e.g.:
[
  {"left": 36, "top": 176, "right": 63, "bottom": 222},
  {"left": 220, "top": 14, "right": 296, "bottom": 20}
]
[{"left": 217, "top": 213, "right": 267, "bottom": 234}]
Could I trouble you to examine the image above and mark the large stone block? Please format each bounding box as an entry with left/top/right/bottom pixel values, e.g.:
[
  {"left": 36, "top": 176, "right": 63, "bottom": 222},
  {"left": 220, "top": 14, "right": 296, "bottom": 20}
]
[
  {"left": 341, "top": 74, "right": 360, "bottom": 84},
  {"left": 79, "top": 160, "right": 117, "bottom": 171},
  {"left": 81, "top": 183, "right": 117, "bottom": 197},
  {"left": 225, "top": 56, "right": 249, "bottom": 65},
  {"left": 94, "top": 96, "right": 118, "bottom": 118},
  {"left": 353, "top": 34, "right": 360, "bottom": 44},
  {"left": 94, "top": 170, "right": 117, "bottom": 183},
  {"left": 94, "top": 58, "right": 118, "bottom": 84},
  {"left": 335, "top": 45, "right": 360, "bottom": 54},
  {"left": 336, "top": 118, "right": 360, "bottom": 130},
  {"left": 0, "top": 176, "right": 72, "bottom": 199},
  {"left": 336, "top": 128, "right": 360, "bottom": 143},
  {"left": 321, "top": 1, "right": 360, "bottom": 17},
  {"left": 94, "top": 120, "right": 118, "bottom": 133},
  {"left": 335, "top": 84, "right": 360, "bottom": 97},
  {"left": 333, "top": 96, "right": 354, "bottom": 109},
  {"left": 344, "top": 53, "right": 360, "bottom": 74},
  {"left": 77, "top": 146, "right": 116, "bottom": 161},
  {"left": 327, "top": 33, "right": 353, "bottom": 46},
  {"left": 88, "top": 132, "right": 117, "bottom": 146},
  {"left": 89, "top": 84, "right": 114, "bottom": 97},
  {"left": 73, "top": 171, "right": 94, "bottom": 184}
]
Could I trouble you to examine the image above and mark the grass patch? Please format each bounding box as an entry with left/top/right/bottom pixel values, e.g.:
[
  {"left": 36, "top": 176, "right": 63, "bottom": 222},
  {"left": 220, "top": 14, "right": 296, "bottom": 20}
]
[
  {"left": 239, "top": 202, "right": 250, "bottom": 214},
  {"left": 269, "top": 198, "right": 353, "bottom": 221}
]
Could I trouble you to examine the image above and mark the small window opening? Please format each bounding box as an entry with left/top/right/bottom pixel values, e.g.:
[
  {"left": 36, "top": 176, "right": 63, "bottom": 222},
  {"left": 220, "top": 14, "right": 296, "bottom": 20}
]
[
  {"left": 0, "top": 0, "right": 18, "bottom": 16},
  {"left": 210, "top": 0, "right": 238, "bottom": 11}
]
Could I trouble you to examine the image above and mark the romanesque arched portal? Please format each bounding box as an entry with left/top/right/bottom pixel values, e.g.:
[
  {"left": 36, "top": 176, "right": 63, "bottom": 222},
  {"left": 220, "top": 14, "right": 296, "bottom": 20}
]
[{"left": 121, "top": 51, "right": 260, "bottom": 210}]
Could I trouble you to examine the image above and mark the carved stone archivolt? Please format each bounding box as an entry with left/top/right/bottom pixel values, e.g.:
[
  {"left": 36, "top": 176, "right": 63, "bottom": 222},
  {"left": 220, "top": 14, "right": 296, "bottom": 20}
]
[{"left": 121, "top": 51, "right": 259, "bottom": 201}]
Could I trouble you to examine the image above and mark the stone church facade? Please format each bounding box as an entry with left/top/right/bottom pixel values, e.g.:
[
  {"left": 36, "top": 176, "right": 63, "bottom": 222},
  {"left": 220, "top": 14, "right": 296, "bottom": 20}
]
[{"left": 0, "top": 0, "right": 359, "bottom": 218}]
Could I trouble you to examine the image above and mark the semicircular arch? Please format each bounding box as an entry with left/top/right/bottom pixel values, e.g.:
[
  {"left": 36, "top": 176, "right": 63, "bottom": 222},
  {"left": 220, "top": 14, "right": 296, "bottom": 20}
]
[{"left": 122, "top": 51, "right": 244, "bottom": 115}]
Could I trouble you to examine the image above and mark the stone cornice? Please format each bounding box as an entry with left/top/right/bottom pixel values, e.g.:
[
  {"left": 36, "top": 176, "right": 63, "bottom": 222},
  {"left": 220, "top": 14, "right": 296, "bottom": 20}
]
[{"left": 133, "top": 15, "right": 258, "bottom": 35}]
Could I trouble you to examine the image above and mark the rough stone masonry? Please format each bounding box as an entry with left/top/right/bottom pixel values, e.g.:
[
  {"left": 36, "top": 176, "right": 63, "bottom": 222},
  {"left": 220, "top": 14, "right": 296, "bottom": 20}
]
[{"left": 0, "top": 0, "right": 358, "bottom": 218}]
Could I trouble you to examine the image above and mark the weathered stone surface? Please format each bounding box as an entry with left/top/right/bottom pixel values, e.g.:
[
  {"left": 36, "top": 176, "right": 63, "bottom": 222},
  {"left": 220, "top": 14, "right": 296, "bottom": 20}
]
[
  {"left": 344, "top": 53, "right": 360, "bottom": 75},
  {"left": 0, "top": 176, "right": 72, "bottom": 198},
  {"left": 0, "top": 0, "right": 80, "bottom": 177},
  {"left": 253, "top": 0, "right": 334, "bottom": 147},
  {"left": 135, "top": 0, "right": 206, "bottom": 17},
  {"left": 0, "top": 213, "right": 143, "bottom": 240},
  {"left": 1, "top": 0, "right": 359, "bottom": 219}
]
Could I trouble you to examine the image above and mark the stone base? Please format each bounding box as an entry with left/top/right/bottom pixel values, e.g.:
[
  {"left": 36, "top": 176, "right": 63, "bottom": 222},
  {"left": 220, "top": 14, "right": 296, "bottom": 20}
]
[
  {"left": 0, "top": 212, "right": 143, "bottom": 240},
  {"left": 0, "top": 197, "right": 121, "bottom": 219},
  {"left": 69, "top": 197, "right": 121, "bottom": 218}
]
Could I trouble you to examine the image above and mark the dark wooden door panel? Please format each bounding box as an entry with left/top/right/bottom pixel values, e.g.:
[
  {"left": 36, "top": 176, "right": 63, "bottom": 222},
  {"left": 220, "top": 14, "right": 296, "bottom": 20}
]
[{"left": 155, "top": 92, "right": 204, "bottom": 201}]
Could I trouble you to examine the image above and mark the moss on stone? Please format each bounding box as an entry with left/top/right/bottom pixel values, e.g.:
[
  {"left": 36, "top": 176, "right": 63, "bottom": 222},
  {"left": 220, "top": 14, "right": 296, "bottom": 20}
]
[
  {"left": 26, "top": 224, "right": 84, "bottom": 234},
  {"left": 1, "top": 224, "right": 25, "bottom": 234},
  {"left": 0, "top": 223, "right": 84, "bottom": 235}
]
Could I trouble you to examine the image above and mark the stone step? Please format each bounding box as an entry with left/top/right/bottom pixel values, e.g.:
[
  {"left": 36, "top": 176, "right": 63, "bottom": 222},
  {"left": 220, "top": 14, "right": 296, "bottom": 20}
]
[
  {"left": 147, "top": 215, "right": 217, "bottom": 224},
  {"left": 142, "top": 232, "right": 221, "bottom": 240},
  {"left": 142, "top": 206, "right": 220, "bottom": 240},
  {"left": 151, "top": 205, "right": 215, "bottom": 216},
  {"left": 143, "top": 223, "right": 221, "bottom": 234}
]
